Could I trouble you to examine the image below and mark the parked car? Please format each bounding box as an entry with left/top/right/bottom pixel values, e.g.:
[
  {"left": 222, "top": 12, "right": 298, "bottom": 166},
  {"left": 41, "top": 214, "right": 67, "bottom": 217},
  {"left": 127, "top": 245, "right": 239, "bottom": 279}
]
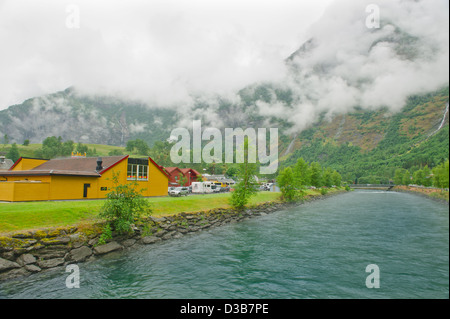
[{"left": 169, "top": 187, "right": 189, "bottom": 197}]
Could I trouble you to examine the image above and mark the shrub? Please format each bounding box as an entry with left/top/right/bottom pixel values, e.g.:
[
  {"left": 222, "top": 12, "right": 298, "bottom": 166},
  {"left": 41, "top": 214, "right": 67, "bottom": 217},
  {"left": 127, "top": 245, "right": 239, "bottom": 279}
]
[{"left": 100, "top": 172, "right": 152, "bottom": 234}]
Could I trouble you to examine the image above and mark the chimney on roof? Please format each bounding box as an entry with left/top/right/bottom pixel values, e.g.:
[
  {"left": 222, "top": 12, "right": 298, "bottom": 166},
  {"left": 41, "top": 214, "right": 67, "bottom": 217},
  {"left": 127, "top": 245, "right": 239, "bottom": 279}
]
[
  {"left": 96, "top": 157, "right": 103, "bottom": 171},
  {"left": 0, "top": 156, "right": 5, "bottom": 164}
]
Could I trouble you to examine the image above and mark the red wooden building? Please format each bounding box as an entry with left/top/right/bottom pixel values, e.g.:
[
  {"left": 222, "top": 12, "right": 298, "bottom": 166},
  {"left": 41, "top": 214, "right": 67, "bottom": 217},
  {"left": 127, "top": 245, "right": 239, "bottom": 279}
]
[
  {"left": 163, "top": 167, "right": 186, "bottom": 186},
  {"left": 162, "top": 167, "right": 201, "bottom": 186},
  {"left": 180, "top": 168, "right": 201, "bottom": 186}
]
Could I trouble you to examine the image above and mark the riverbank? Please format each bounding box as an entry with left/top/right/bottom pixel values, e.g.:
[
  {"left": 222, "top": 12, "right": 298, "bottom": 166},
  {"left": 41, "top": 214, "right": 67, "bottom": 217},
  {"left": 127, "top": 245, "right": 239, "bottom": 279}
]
[
  {"left": 0, "top": 188, "right": 345, "bottom": 281},
  {"left": 392, "top": 186, "right": 449, "bottom": 205}
]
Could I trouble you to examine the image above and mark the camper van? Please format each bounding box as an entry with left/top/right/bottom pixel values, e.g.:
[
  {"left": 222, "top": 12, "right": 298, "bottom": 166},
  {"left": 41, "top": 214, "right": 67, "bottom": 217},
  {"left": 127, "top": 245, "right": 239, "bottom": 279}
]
[{"left": 191, "top": 181, "right": 218, "bottom": 194}]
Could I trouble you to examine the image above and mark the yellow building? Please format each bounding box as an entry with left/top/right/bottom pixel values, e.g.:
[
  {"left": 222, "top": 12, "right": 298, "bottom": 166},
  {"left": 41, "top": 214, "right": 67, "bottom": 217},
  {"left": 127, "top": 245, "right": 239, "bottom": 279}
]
[{"left": 0, "top": 155, "right": 169, "bottom": 202}]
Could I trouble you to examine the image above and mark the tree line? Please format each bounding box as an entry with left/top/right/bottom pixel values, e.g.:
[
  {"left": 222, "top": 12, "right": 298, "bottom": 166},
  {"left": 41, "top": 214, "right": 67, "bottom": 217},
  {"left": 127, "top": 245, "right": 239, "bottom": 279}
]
[
  {"left": 277, "top": 157, "right": 343, "bottom": 201},
  {"left": 394, "top": 159, "right": 449, "bottom": 189}
]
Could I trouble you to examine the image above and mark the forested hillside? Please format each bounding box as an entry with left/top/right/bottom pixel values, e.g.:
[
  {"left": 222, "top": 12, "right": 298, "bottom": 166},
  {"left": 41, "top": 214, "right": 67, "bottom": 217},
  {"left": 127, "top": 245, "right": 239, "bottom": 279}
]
[{"left": 282, "top": 88, "right": 449, "bottom": 183}]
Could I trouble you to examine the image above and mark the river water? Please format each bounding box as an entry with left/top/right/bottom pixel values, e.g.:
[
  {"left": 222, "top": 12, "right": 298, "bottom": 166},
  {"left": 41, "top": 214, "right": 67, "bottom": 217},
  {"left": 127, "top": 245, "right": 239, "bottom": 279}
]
[{"left": 0, "top": 190, "right": 448, "bottom": 299}]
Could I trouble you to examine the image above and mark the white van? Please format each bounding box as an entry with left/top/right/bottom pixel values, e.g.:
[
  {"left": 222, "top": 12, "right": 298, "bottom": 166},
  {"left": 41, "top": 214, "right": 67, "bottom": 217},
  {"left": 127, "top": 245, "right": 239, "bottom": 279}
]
[{"left": 191, "top": 182, "right": 218, "bottom": 194}]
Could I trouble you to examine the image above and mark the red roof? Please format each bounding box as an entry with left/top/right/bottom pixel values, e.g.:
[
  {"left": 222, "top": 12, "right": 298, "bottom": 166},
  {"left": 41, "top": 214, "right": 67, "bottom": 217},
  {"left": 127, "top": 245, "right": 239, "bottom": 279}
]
[
  {"left": 180, "top": 168, "right": 200, "bottom": 175},
  {"left": 164, "top": 167, "right": 183, "bottom": 174}
]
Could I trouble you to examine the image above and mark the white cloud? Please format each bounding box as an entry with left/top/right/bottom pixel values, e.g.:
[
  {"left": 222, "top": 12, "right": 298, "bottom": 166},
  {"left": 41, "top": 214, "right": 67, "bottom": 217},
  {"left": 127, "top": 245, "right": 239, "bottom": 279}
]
[
  {"left": 0, "top": 0, "right": 332, "bottom": 110},
  {"left": 273, "top": 0, "right": 450, "bottom": 132}
]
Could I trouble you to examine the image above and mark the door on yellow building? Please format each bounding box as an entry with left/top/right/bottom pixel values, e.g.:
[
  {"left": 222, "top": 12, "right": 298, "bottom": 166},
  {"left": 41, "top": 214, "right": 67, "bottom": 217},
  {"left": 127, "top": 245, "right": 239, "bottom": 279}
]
[{"left": 83, "top": 183, "right": 90, "bottom": 198}]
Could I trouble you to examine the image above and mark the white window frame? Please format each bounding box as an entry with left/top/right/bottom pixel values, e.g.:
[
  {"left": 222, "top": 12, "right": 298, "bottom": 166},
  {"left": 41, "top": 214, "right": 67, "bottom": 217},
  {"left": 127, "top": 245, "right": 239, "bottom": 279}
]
[{"left": 127, "top": 164, "right": 148, "bottom": 181}]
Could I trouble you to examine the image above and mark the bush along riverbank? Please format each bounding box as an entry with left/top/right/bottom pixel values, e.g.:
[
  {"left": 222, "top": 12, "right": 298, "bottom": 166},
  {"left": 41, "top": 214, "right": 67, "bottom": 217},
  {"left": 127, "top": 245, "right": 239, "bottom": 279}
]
[
  {"left": 391, "top": 185, "right": 449, "bottom": 205},
  {"left": 0, "top": 190, "right": 345, "bottom": 282}
]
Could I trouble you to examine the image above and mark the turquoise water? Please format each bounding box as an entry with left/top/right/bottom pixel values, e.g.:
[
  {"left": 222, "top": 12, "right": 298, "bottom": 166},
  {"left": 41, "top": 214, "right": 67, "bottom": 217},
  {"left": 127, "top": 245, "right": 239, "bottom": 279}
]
[{"left": 1, "top": 190, "right": 448, "bottom": 299}]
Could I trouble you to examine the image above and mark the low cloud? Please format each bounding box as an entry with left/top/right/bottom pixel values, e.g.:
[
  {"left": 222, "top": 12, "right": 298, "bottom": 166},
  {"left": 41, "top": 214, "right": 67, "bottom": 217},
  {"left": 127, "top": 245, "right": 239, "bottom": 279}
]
[
  {"left": 0, "top": 0, "right": 331, "bottom": 110},
  {"left": 265, "top": 0, "right": 449, "bottom": 132},
  {"left": 0, "top": 0, "right": 447, "bottom": 137}
]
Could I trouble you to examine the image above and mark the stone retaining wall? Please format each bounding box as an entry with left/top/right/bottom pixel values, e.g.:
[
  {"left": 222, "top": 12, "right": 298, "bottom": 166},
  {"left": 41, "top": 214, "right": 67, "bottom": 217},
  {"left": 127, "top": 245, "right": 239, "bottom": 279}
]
[{"left": 0, "top": 201, "right": 293, "bottom": 281}]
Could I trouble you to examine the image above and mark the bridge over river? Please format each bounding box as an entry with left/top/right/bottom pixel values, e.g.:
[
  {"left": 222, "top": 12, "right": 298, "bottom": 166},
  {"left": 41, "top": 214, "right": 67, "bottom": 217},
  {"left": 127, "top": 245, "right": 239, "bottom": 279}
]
[{"left": 350, "top": 184, "right": 395, "bottom": 190}]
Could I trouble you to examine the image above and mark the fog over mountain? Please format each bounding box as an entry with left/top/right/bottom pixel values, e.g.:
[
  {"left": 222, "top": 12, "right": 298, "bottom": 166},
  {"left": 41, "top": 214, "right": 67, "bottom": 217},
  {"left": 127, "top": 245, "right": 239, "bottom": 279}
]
[
  {"left": 0, "top": 0, "right": 331, "bottom": 110},
  {"left": 180, "top": 0, "right": 449, "bottom": 133},
  {"left": 0, "top": 0, "right": 448, "bottom": 143}
]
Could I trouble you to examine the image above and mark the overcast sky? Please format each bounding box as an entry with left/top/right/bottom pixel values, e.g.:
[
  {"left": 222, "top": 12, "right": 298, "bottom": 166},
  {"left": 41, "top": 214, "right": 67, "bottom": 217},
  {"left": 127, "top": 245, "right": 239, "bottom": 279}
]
[{"left": 0, "top": 0, "right": 334, "bottom": 110}]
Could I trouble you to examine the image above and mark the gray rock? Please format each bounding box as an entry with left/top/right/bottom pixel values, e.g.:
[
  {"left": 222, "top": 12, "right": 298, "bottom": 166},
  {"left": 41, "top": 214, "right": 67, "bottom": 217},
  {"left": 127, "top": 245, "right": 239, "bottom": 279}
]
[
  {"left": 140, "top": 236, "right": 161, "bottom": 245},
  {"left": 0, "top": 268, "right": 30, "bottom": 280},
  {"left": 88, "top": 238, "right": 99, "bottom": 247},
  {"left": 93, "top": 241, "right": 123, "bottom": 255},
  {"left": 188, "top": 226, "right": 200, "bottom": 232},
  {"left": 35, "top": 247, "right": 67, "bottom": 259},
  {"left": 37, "top": 258, "right": 65, "bottom": 269},
  {"left": 154, "top": 229, "right": 166, "bottom": 237},
  {"left": 24, "top": 264, "right": 41, "bottom": 273},
  {"left": 16, "top": 254, "right": 37, "bottom": 266},
  {"left": 0, "top": 257, "right": 21, "bottom": 272},
  {"left": 162, "top": 231, "right": 176, "bottom": 240},
  {"left": 69, "top": 246, "right": 92, "bottom": 262},
  {"left": 150, "top": 216, "right": 166, "bottom": 223},
  {"left": 172, "top": 232, "right": 183, "bottom": 239},
  {"left": 42, "top": 237, "right": 71, "bottom": 245},
  {"left": 122, "top": 239, "right": 137, "bottom": 247}
]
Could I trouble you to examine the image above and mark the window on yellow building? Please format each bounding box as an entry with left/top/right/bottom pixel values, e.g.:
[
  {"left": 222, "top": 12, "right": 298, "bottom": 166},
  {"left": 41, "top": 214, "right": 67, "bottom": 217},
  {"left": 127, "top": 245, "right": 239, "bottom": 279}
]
[
  {"left": 127, "top": 164, "right": 148, "bottom": 181},
  {"left": 127, "top": 158, "right": 149, "bottom": 181}
]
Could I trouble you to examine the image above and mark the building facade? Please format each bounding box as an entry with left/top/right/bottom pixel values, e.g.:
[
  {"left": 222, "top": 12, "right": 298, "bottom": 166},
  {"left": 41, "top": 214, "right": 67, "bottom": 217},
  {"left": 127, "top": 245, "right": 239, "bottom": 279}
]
[{"left": 0, "top": 155, "right": 169, "bottom": 202}]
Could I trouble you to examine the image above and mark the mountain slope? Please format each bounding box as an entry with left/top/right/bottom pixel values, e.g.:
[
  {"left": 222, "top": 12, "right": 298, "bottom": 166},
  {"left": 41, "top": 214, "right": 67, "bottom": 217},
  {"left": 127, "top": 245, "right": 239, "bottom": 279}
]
[
  {"left": 282, "top": 87, "right": 449, "bottom": 182},
  {"left": 0, "top": 87, "right": 177, "bottom": 147}
]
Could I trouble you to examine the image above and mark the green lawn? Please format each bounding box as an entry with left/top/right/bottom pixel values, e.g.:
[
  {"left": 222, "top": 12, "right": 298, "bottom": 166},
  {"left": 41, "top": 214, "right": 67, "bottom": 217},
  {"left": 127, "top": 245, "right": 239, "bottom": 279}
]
[{"left": 0, "top": 192, "right": 283, "bottom": 234}]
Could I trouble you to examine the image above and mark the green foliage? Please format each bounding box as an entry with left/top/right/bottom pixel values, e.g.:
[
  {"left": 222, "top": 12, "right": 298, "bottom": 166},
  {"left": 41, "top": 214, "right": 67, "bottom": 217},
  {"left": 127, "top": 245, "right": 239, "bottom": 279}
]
[
  {"left": 148, "top": 140, "right": 175, "bottom": 167},
  {"left": 33, "top": 136, "right": 99, "bottom": 159},
  {"left": 292, "top": 157, "right": 310, "bottom": 186},
  {"left": 283, "top": 89, "right": 449, "bottom": 185},
  {"left": 433, "top": 160, "right": 449, "bottom": 189},
  {"left": 309, "top": 162, "right": 323, "bottom": 188},
  {"left": 97, "top": 223, "right": 113, "bottom": 245},
  {"left": 22, "top": 139, "right": 30, "bottom": 146},
  {"left": 402, "top": 170, "right": 412, "bottom": 185},
  {"left": 178, "top": 174, "right": 188, "bottom": 186},
  {"left": 75, "top": 142, "right": 97, "bottom": 157},
  {"left": 126, "top": 139, "right": 150, "bottom": 155},
  {"left": 229, "top": 139, "right": 258, "bottom": 209},
  {"left": 278, "top": 167, "right": 299, "bottom": 201},
  {"left": 34, "top": 136, "right": 73, "bottom": 158},
  {"left": 277, "top": 157, "right": 341, "bottom": 202},
  {"left": 331, "top": 170, "right": 342, "bottom": 187},
  {"left": 394, "top": 169, "right": 406, "bottom": 185},
  {"left": 6, "top": 143, "right": 20, "bottom": 162},
  {"left": 3, "top": 134, "right": 9, "bottom": 145},
  {"left": 226, "top": 166, "right": 239, "bottom": 178},
  {"left": 108, "top": 149, "right": 124, "bottom": 156},
  {"left": 100, "top": 172, "right": 152, "bottom": 234}
]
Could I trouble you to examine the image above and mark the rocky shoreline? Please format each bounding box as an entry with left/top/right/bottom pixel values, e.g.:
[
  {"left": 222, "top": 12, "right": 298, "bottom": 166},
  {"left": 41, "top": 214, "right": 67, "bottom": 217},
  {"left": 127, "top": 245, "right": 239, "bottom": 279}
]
[{"left": 0, "top": 191, "right": 344, "bottom": 282}]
